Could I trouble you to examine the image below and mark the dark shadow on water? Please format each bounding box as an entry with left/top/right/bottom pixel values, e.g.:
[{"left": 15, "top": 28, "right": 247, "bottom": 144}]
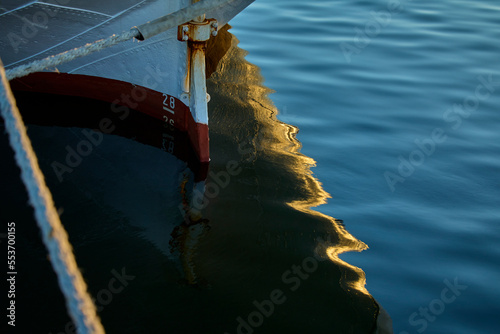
[
  {"left": 0, "top": 26, "right": 391, "bottom": 333},
  {"left": 196, "top": 28, "right": 391, "bottom": 334}
]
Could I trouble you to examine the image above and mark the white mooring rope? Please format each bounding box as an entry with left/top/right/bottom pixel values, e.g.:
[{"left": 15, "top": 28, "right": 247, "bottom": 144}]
[
  {"left": 0, "top": 59, "right": 105, "bottom": 334},
  {"left": 6, "top": 29, "right": 140, "bottom": 81}
]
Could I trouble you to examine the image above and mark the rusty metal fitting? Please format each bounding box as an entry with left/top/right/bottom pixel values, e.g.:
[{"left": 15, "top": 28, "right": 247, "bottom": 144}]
[{"left": 178, "top": 18, "right": 218, "bottom": 42}]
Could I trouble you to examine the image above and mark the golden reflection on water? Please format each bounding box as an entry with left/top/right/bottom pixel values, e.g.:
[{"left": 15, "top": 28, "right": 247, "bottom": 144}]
[
  {"left": 281, "top": 123, "right": 371, "bottom": 297},
  {"left": 208, "top": 26, "right": 371, "bottom": 297},
  {"left": 199, "top": 25, "right": 394, "bottom": 333}
]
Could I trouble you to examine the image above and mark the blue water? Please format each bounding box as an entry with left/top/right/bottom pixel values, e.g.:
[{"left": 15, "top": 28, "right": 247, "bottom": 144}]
[{"left": 231, "top": 0, "right": 500, "bottom": 333}]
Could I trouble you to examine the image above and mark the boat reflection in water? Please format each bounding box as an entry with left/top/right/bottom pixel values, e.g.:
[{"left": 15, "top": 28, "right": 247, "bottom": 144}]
[
  {"left": 198, "top": 26, "right": 393, "bottom": 334},
  {"left": 0, "top": 27, "right": 392, "bottom": 333}
]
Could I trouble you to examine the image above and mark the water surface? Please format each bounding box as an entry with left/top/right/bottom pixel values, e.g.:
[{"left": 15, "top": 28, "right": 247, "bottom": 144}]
[{"left": 230, "top": 0, "right": 500, "bottom": 333}]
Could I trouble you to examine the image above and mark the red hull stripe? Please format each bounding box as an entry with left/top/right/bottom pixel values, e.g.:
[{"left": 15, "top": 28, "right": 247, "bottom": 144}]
[{"left": 10, "top": 72, "right": 209, "bottom": 164}]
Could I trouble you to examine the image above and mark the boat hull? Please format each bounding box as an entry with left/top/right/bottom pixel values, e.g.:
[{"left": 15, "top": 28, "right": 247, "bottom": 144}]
[{"left": 1, "top": 0, "right": 254, "bottom": 166}]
